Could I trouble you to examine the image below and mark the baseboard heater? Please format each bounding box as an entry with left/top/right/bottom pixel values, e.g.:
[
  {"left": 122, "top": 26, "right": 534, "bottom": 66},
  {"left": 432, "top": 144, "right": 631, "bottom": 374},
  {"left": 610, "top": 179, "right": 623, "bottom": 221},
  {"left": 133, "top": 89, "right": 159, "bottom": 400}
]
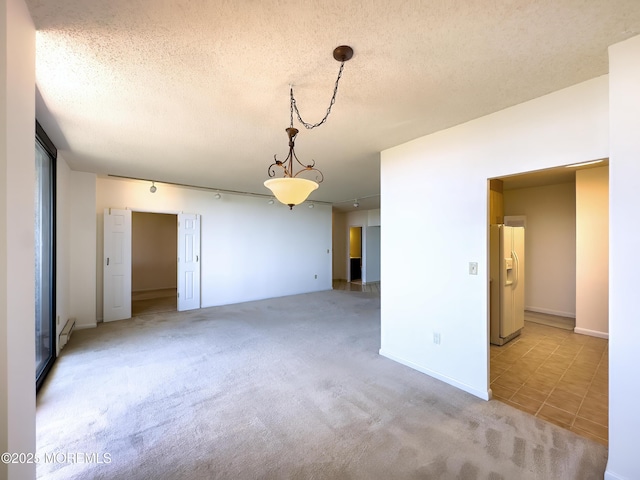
[{"left": 59, "top": 317, "right": 76, "bottom": 350}]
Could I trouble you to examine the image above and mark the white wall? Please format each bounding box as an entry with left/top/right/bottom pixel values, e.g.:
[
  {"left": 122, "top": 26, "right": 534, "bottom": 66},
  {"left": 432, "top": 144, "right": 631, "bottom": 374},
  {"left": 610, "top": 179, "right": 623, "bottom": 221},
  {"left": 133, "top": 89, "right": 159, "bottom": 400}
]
[
  {"left": 132, "top": 212, "right": 177, "bottom": 291},
  {"left": 381, "top": 75, "right": 609, "bottom": 400},
  {"left": 94, "top": 177, "right": 332, "bottom": 319},
  {"left": 575, "top": 166, "right": 609, "bottom": 338},
  {"left": 365, "top": 226, "right": 381, "bottom": 283},
  {"left": 1, "top": 0, "right": 36, "bottom": 478},
  {"left": 56, "top": 156, "right": 71, "bottom": 350},
  {"left": 606, "top": 35, "right": 640, "bottom": 480},
  {"left": 504, "top": 182, "right": 576, "bottom": 317},
  {"left": 365, "top": 210, "right": 382, "bottom": 283},
  {"left": 69, "top": 171, "right": 97, "bottom": 328},
  {"left": 368, "top": 209, "right": 381, "bottom": 226}
]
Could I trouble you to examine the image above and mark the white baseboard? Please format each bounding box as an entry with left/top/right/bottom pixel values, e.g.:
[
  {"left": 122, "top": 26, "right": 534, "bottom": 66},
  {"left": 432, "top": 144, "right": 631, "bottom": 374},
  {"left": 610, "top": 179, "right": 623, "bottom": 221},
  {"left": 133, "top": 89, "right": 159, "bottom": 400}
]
[
  {"left": 58, "top": 318, "right": 75, "bottom": 350},
  {"left": 605, "top": 469, "right": 626, "bottom": 480},
  {"left": 379, "top": 349, "right": 490, "bottom": 401},
  {"left": 574, "top": 327, "right": 608, "bottom": 339},
  {"left": 75, "top": 323, "right": 97, "bottom": 330},
  {"left": 525, "top": 306, "right": 576, "bottom": 318}
]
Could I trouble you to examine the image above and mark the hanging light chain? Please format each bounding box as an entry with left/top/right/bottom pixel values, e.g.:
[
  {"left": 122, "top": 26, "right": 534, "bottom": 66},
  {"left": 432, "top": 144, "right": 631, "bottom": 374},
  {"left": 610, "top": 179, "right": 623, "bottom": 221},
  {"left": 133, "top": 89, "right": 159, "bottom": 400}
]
[{"left": 290, "top": 60, "right": 346, "bottom": 130}]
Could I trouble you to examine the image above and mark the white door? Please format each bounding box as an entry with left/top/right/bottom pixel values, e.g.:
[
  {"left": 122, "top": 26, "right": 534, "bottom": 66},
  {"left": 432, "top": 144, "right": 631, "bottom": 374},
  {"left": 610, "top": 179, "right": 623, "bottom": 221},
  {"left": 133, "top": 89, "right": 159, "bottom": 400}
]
[
  {"left": 178, "top": 213, "right": 201, "bottom": 311},
  {"left": 104, "top": 208, "right": 132, "bottom": 322}
]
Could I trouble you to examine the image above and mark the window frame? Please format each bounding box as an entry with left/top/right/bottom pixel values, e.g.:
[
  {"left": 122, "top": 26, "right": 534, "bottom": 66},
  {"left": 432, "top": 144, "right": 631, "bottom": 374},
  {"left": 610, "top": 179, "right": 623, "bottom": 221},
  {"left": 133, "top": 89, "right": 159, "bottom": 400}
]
[{"left": 35, "top": 120, "right": 57, "bottom": 392}]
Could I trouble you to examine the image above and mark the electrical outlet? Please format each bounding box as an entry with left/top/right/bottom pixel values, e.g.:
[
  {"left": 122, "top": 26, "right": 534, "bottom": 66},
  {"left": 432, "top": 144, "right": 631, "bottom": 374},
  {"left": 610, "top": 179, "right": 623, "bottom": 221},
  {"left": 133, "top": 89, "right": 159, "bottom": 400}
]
[
  {"left": 469, "top": 262, "right": 478, "bottom": 275},
  {"left": 433, "top": 332, "right": 441, "bottom": 345}
]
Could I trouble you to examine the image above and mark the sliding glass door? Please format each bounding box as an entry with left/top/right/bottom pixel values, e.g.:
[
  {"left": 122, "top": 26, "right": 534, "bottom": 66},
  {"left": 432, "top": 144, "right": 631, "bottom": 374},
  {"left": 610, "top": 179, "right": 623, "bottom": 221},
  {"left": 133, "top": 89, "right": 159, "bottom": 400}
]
[{"left": 35, "top": 122, "right": 56, "bottom": 391}]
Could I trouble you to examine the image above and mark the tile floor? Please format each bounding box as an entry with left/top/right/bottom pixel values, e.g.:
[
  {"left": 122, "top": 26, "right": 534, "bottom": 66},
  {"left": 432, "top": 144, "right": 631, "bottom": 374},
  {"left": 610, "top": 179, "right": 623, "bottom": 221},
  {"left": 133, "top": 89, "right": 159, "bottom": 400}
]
[{"left": 490, "top": 320, "right": 608, "bottom": 445}]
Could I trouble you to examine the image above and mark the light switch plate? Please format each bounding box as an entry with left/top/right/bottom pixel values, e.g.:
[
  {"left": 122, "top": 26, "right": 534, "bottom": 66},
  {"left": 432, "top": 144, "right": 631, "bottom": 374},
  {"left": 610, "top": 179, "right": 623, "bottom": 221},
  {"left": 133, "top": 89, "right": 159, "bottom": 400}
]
[{"left": 469, "top": 262, "right": 478, "bottom": 275}]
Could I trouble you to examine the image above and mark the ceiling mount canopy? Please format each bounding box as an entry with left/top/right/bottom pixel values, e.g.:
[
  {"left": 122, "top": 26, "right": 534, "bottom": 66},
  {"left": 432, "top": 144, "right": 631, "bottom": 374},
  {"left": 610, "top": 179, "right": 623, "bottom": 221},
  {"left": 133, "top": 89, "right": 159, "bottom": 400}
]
[{"left": 265, "top": 45, "right": 353, "bottom": 209}]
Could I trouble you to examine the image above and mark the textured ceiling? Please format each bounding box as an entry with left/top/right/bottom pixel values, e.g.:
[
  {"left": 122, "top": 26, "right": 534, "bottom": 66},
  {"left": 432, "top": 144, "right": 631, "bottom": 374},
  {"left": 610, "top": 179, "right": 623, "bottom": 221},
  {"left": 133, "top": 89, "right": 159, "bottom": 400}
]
[{"left": 27, "top": 0, "right": 640, "bottom": 211}]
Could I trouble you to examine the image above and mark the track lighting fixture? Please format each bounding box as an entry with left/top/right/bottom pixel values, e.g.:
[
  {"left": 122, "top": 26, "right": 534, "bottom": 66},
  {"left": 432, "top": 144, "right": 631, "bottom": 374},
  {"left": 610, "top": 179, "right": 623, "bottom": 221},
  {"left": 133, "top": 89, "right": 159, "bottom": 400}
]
[{"left": 150, "top": 182, "right": 157, "bottom": 193}]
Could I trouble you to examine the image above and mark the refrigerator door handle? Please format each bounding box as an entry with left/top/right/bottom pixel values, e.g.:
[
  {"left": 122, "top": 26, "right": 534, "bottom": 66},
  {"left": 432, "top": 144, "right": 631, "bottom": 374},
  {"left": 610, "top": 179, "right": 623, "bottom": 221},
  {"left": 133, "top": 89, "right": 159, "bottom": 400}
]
[{"left": 512, "top": 250, "right": 519, "bottom": 288}]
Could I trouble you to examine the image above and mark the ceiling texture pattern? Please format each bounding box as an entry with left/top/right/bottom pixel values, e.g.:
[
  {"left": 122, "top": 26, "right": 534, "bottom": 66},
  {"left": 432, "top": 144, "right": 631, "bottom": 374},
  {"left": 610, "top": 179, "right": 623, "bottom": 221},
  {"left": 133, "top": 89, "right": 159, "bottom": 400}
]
[{"left": 27, "top": 0, "right": 640, "bottom": 211}]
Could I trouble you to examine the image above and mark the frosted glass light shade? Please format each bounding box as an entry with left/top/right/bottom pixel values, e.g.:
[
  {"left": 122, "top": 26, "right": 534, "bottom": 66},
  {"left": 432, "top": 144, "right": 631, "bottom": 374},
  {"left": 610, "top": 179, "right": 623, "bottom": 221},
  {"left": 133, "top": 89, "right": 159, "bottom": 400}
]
[{"left": 264, "top": 178, "right": 318, "bottom": 208}]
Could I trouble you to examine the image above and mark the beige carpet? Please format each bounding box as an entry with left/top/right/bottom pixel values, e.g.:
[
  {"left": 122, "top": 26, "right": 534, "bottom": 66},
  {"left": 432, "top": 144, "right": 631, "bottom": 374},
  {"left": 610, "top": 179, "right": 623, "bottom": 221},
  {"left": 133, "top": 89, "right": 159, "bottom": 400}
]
[{"left": 36, "top": 290, "right": 606, "bottom": 479}]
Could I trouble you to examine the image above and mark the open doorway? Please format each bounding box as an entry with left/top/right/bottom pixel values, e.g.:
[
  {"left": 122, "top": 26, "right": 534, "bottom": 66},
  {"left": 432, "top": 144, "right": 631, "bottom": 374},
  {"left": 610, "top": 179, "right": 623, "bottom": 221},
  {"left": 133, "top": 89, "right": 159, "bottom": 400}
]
[
  {"left": 487, "top": 160, "right": 610, "bottom": 445},
  {"left": 132, "top": 212, "right": 178, "bottom": 315},
  {"left": 349, "top": 226, "right": 362, "bottom": 283},
  {"left": 104, "top": 209, "right": 201, "bottom": 321}
]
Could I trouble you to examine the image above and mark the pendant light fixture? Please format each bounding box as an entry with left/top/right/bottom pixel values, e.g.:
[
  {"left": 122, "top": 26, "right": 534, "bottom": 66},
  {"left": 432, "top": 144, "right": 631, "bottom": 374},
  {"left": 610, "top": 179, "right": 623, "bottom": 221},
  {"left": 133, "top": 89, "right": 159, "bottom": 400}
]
[{"left": 265, "top": 45, "right": 353, "bottom": 209}]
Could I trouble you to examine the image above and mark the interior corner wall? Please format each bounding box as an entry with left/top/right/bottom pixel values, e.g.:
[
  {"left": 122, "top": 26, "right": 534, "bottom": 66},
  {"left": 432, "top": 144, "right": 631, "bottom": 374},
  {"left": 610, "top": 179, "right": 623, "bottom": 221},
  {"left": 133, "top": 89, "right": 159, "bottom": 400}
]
[
  {"left": 606, "top": 34, "right": 640, "bottom": 480},
  {"left": 381, "top": 75, "right": 609, "bottom": 400},
  {"left": 1, "top": 0, "right": 36, "bottom": 478},
  {"left": 504, "top": 182, "right": 576, "bottom": 318},
  {"left": 94, "top": 177, "right": 332, "bottom": 319},
  {"left": 575, "top": 166, "right": 609, "bottom": 338}
]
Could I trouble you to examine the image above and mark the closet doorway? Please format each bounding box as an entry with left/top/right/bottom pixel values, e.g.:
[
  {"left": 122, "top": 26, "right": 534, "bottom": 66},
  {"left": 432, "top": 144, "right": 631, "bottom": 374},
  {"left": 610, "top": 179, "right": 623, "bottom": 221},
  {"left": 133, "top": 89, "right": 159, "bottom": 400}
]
[
  {"left": 132, "top": 212, "right": 178, "bottom": 316},
  {"left": 104, "top": 209, "right": 201, "bottom": 321},
  {"left": 349, "top": 226, "right": 362, "bottom": 282}
]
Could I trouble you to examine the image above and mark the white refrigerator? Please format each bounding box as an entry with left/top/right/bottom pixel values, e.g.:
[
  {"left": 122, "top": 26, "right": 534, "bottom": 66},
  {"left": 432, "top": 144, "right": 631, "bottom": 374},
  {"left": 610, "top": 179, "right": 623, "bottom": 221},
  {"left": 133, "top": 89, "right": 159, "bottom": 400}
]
[{"left": 490, "top": 225, "right": 525, "bottom": 346}]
